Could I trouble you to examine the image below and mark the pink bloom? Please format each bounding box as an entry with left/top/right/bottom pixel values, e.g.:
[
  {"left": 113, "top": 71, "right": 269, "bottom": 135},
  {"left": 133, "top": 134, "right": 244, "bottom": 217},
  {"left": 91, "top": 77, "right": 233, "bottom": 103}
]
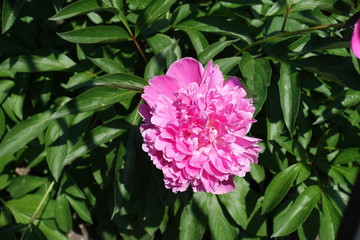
[
  {"left": 139, "top": 57, "right": 261, "bottom": 194},
  {"left": 351, "top": 19, "right": 360, "bottom": 59}
]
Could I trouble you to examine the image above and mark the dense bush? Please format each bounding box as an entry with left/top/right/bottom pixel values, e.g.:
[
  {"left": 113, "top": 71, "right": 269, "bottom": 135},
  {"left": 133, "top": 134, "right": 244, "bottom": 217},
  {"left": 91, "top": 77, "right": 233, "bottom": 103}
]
[{"left": 0, "top": 0, "right": 359, "bottom": 239}]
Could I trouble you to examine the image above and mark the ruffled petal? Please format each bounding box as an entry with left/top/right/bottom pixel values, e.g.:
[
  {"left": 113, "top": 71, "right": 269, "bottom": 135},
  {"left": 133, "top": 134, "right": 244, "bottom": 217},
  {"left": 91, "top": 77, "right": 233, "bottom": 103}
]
[
  {"left": 351, "top": 19, "right": 360, "bottom": 59},
  {"left": 201, "top": 60, "right": 224, "bottom": 89},
  {"left": 166, "top": 57, "right": 204, "bottom": 86},
  {"left": 225, "top": 76, "right": 242, "bottom": 88},
  {"left": 142, "top": 75, "right": 180, "bottom": 108}
]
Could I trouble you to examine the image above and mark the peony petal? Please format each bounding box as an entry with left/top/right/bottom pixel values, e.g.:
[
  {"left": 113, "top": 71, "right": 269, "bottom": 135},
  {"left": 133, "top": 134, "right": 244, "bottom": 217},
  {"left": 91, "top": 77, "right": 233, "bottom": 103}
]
[
  {"left": 212, "top": 177, "right": 235, "bottom": 194},
  {"left": 166, "top": 57, "right": 204, "bottom": 86},
  {"left": 139, "top": 57, "right": 261, "bottom": 194},
  {"left": 201, "top": 60, "right": 224, "bottom": 89},
  {"left": 138, "top": 104, "right": 152, "bottom": 124},
  {"left": 225, "top": 76, "right": 243, "bottom": 88},
  {"left": 351, "top": 20, "right": 360, "bottom": 59},
  {"left": 142, "top": 75, "right": 180, "bottom": 108}
]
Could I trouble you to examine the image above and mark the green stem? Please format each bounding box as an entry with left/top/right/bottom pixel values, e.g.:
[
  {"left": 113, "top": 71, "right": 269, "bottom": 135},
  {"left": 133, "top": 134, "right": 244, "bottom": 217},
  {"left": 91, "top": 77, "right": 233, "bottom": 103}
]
[
  {"left": 236, "top": 23, "right": 344, "bottom": 55},
  {"left": 30, "top": 181, "right": 55, "bottom": 224}
]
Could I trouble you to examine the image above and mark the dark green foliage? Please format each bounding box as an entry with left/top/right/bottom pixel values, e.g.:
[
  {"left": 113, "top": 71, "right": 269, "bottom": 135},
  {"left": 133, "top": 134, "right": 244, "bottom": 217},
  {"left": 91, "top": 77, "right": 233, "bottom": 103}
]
[{"left": 0, "top": 0, "right": 359, "bottom": 239}]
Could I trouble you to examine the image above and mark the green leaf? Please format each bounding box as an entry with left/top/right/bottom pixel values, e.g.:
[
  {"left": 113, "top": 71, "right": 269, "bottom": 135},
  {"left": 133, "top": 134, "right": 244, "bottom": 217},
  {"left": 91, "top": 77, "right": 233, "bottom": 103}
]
[
  {"left": 272, "top": 185, "right": 321, "bottom": 237},
  {"left": 0, "top": 111, "right": 51, "bottom": 158},
  {"left": 146, "top": 34, "right": 181, "bottom": 57},
  {"left": 135, "top": 0, "right": 177, "bottom": 37},
  {"left": 208, "top": 195, "right": 238, "bottom": 240},
  {"left": 214, "top": 57, "right": 241, "bottom": 76},
  {"left": 0, "top": 51, "right": 76, "bottom": 72},
  {"left": 66, "top": 195, "right": 92, "bottom": 224},
  {"left": 0, "top": 174, "right": 10, "bottom": 190},
  {"left": 6, "top": 194, "right": 54, "bottom": 219},
  {"left": 291, "top": 55, "right": 360, "bottom": 91},
  {"left": 49, "top": 0, "right": 118, "bottom": 21},
  {"left": 278, "top": 62, "right": 301, "bottom": 135},
  {"left": 0, "top": 80, "right": 15, "bottom": 104},
  {"left": 0, "top": 108, "right": 5, "bottom": 139},
  {"left": 240, "top": 53, "right": 272, "bottom": 116},
  {"left": 176, "top": 17, "right": 252, "bottom": 43},
  {"left": 144, "top": 44, "right": 178, "bottom": 79},
  {"left": 45, "top": 119, "right": 69, "bottom": 181},
  {"left": 333, "top": 147, "right": 360, "bottom": 164},
  {"left": 2, "top": 0, "right": 25, "bottom": 33},
  {"left": 314, "top": 89, "right": 360, "bottom": 124},
  {"left": 180, "top": 28, "right": 209, "bottom": 55},
  {"left": 297, "top": 101, "right": 312, "bottom": 148},
  {"left": 51, "top": 87, "right": 136, "bottom": 119},
  {"left": 179, "top": 204, "right": 206, "bottom": 240},
  {"left": 296, "top": 163, "right": 311, "bottom": 185},
  {"left": 266, "top": 82, "right": 285, "bottom": 143},
  {"left": 58, "top": 26, "right": 130, "bottom": 44},
  {"left": 7, "top": 175, "right": 47, "bottom": 199},
  {"left": 61, "top": 174, "right": 86, "bottom": 199},
  {"left": 319, "top": 193, "right": 341, "bottom": 240},
  {"left": 262, "top": 164, "right": 300, "bottom": 214},
  {"left": 83, "top": 73, "right": 146, "bottom": 91},
  {"left": 22, "top": 224, "right": 47, "bottom": 240},
  {"left": 64, "top": 119, "right": 128, "bottom": 165},
  {"left": 55, "top": 194, "right": 72, "bottom": 233},
  {"left": 274, "top": 136, "right": 307, "bottom": 160},
  {"left": 329, "top": 166, "right": 358, "bottom": 184},
  {"left": 291, "top": 0, "right": 336, "bottom": 12},
  {"left": 171, "top": 3, "right": 193, "bottom": 26},
  {"left": 218, "top": 177, "right": 249, "bottom": 228},
  {"left": 198, "top": 40, "right": 237, "bottom": 65},
  {"left": 0, "top": 223, "right": 27, "bottom": 236},
  {"left": 89, "top": 57, "right": 129, "bottom": 74}
]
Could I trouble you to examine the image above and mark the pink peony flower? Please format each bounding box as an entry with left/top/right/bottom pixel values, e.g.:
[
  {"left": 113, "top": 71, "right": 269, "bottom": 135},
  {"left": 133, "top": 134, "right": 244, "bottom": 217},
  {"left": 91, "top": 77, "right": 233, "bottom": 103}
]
[
  {"left": 351, "top": 19, "right": 360, "bottom": 59},
  {"left": 139, "top": 57, "right": 261, "bottom": 194}
]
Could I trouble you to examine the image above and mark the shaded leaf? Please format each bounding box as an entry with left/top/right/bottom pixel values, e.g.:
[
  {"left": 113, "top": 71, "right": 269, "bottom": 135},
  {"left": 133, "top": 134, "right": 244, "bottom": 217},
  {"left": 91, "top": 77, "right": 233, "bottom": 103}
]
[
  {"left": 58, "top": 26, "right": 130, "bottom": 44},
  {"left": 45, "top": 119, "right": 69, "bottom": 181},
  {"left": 208, "top": 195, "right": 238, "bottom": 240},
  {"left": 314, "top": 89, "right": 360, "bottom": 124},
  {"left": 240, "top": 53, "right": 271, "bottom": 116},
  {"left": 51, "top": 87, "right": 136, "bottom": 119},
  {"left": 0, "top": 51, "right": 76, "bottom": 72},
  {"left": 89, "top": 57, "right": 129, "bottom": 74},
  {"left": 2, "top": 0, "right": 25, "bottom": 33},
  {"left": 218, "top": 177, "right": 249, "bottom": 228},
  {"left": 333, "top": 147, "right": 360, "bottom": 164},
  {"left": 291, "top": 56, "right": 360, "bottom": 91},
  {"left": 177, "top": 17, "right": 252, "bottom": 43},
  {"left": 66, "top": 195, "right": 92, "bottom": 224},
  {"left": 198, "top": 40, "right": 237, "bottom": 65},
  {"left": 64, "top": 119, "right": 128, "bottom": 165},
  {"left": 319, "top": 193, "right": 341, "bottom": 240},
  {"left": 272, "top": 185, "right": 321, "bottom": 237},
  {"left": 262, "top": 164, "right": 300, "bottom": 214},
  {"left": 50, "top": 0, "right": 118, "bottom": 21},
  {"left": 278, "top": 62, "right": 301, "bottom": 135},
  {"left": 0, "top": 111, "right": 52, "bottom": 158},
  {"left": 135, "top": 0, "right": 177, "bottom": 37},
  {"left": 82, "top": 73, "right": 146, "bottom": 91},
  {"left": 179, "top": 204, "right": 206, "bottom": 240},
  {"left": 55, "top": 194, "right": 72, "bottom": 233},
  {"left": 7, "top": 176, "right": 46, "bottom": 199}
]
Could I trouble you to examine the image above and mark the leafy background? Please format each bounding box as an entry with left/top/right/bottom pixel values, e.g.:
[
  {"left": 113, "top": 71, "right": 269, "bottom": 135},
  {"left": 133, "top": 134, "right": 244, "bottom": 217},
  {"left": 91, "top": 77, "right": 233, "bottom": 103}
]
[{"left": 0, "top": 0, "right": 359, "bottom": 239}]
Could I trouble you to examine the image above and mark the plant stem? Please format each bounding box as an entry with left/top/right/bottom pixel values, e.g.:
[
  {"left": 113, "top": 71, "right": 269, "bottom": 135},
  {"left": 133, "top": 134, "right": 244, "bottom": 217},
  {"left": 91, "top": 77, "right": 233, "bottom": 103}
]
[
  {"left": 281, "top": 6, "right": 291, "bottom": 32},
  {"left": 115, "top": 13, "right": 148, "bottom": 63},
  {"left": 236, "top": 23, "right": 344, "bottom": 55},
  {"left": 30, "top": 181, "right": 55, "bottom": 224}
]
